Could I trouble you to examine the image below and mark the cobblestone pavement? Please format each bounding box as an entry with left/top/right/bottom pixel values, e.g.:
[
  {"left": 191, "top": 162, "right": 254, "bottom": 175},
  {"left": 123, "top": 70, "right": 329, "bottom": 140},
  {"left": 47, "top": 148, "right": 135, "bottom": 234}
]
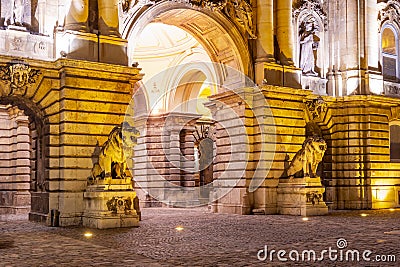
[{"left": 1, "top": 208, "right": 400, "bottom": 266}]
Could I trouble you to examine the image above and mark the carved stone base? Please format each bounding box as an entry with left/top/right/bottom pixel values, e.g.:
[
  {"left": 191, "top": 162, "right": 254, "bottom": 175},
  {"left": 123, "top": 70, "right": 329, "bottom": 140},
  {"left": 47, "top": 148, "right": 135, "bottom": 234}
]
[
  {"left": 255, "top": 62, "right": 302, "bottom": 89},
  {"left": 277, "top": 177, "right": 328, "bottom": 216},
  {"left": 301, "top": 76, "right": 327, "bottom": 95},
  {"left": 83, "top": 179, "right": 139, "bottom": 229},
  {"left": 83, "top": 212, "right": 139, "bottom": 229},
  {"left": 7, "top": 25, "right": 28, "bottom": 32},
  {"left": 55, "top": 30, "right": 128, "bottom": 65}
]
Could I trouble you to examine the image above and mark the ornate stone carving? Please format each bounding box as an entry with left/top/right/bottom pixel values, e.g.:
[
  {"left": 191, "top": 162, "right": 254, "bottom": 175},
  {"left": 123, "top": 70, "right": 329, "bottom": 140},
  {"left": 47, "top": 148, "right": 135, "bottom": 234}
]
[
  {"left": 306, "top": 191, "right": 323, "bottom": 205},
  {"left": 122, "top": 0, "right": 255, "bottom": 38},
  {"left": 287, "top": 135, "right": 327, "bottom": 178},
  {"left": 293, "top": 0, "right": 326, "bottom": 81},
  {"left": 177, "top": 0, "right": 256, "bottom": 38},
  {"left": 120, "top": 0, "right": 155, "bottom": 15},
  {"left": 305, "top": 96, "right": 326, "bottom": 120},
  {"left": 91, "top": 122, "right": 140, "bottom": 180},
  {"left": 189, "top": 0, "right": 227, "bottom": 10},
  {"left": 293, "top": 0, "right": 327, "bottom": 29},
  {"left": 121, "top": 0, "right": 132, "bottom": 13},
  {"left": 11, "top": 37, "right": 24, "bottom": 51},
  {"left": 106, "top": 196, "right": 133, "bottom": 213},
  {"left": 378, "top": 0, "right": 400, "bottom": 28},
  {"left": 224, "top": 0, "right": 256, "bottom": 39},
  {"left": 0, "top": 63, "right": 41, "bottom": 96},
  {"left": 384, "top": 81, "right": 400, "bottom": 97}
]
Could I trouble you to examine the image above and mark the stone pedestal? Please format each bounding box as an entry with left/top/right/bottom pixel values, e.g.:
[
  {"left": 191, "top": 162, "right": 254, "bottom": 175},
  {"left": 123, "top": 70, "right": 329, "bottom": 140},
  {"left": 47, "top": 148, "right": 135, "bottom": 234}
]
[
  {"left": 277, "top": 177, "right": 328, "bottom": 216},
  {"left": 301, "top": 76, "right": 327, "bottom": 95},
  {"left": 83, "top": 179, "right": 139, "bottom": 229},
  {"left": 55, "top": 30, "right": 128, "bottom": 65},
  {"left": 256, "top": 62, "right": 301, "bottom": 89}
]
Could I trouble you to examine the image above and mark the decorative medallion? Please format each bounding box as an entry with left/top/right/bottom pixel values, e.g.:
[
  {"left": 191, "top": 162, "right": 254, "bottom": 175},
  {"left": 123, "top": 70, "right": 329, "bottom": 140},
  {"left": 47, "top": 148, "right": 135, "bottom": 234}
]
[
  {"left": 0, "top": 63, "right": 41, "bottom": 96},
  {"left": 305, "top": 96, "right": 327, "bottom": 120},
  {"left": 11, "top": 37, "right": 24, "bottom": 51},
  {"left": 106, "top": 196, "right": 133, "bottom": 213},
  {"left": 306, "top": 191, "right": 323, "bottom": 205}
]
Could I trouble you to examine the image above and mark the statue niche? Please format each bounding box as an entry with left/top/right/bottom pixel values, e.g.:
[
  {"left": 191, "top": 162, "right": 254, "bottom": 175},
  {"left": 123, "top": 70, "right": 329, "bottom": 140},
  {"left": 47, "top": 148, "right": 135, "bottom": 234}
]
[
  {"left": 299, "top": 16, "right": 320, "bottom": 76},
  {"left": 286, "top": 135, "right": 327, "bottom": 178},
  {"left": 90, "top": 122, "right": 140, "bottom": 181}
]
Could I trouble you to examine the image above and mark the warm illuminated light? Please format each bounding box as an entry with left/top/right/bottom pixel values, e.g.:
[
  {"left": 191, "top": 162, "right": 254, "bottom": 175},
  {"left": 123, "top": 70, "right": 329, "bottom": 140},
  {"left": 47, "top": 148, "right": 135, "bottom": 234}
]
[
  {"left": 374, "top": 188, "right": 390, "bottom": 201},
  {"left": 360, "top": 213, "right": 368, "bottom": 217},
  {"left": 302, "top": 217, "right": 309, "bottom": 221},
  {"left": 175, "top": 226, "right": 184, "bottom": 231},
  {"left": 196, "top": 84, "right": 213, "bottom": 117},
  {"left": 378, "top": 190, "right": 387, "bottom": 200},
  {"left": 390, "top": 208, "right": 395, "bottom": 212},
  {"left": 382, "top": 27, "right": 397, "bottom": 55},
  {"left": 84, "top": 232, "right": 93, "bottom": 238}
]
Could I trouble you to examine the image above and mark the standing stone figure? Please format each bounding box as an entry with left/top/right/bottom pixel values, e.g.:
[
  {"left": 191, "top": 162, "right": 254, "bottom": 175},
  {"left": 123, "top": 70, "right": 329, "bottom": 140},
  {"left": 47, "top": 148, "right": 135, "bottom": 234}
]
[
  {"left": 8, "top": 0, "right": 25, "bottom": 26},
  {"left": 299, "top": 18, "right": 319, "bottom": 76}
]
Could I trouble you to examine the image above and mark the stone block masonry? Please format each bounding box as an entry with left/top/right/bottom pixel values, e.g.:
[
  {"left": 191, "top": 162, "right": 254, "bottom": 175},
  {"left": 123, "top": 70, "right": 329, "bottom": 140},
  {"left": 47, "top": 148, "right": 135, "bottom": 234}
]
[{"left": 0, "top": 56, "right": 142, "bottom": 226}]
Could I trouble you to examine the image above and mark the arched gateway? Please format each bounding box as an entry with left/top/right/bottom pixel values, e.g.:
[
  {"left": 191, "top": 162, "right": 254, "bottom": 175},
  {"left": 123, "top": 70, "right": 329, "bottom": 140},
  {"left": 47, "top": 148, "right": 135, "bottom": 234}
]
[{"left": 119, "top": 0, "right": 256, "bottom": 208}]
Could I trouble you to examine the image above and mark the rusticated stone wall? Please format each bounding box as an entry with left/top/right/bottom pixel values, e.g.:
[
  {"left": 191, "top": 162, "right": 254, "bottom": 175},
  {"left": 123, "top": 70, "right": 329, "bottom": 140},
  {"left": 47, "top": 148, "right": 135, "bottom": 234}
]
[
  {"left": 207, "top": 86, "right": 311, "bottom": 215},
  {"left": 0, "top": 56, "right": 141, "bottom": 226},
  {"left": 0, "top": 105, "right": 31, "bottom": 215},
  {"left": 208, "top": 86, "right": 400, "bottom": 215},
  {"left": 321, "top": 96, "right": 400, "bottom": 210}
]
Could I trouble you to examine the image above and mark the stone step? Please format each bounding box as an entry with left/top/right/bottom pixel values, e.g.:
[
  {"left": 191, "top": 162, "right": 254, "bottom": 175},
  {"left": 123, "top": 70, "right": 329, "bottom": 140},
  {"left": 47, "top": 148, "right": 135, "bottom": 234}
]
[{"left": 252, "top": 208, "right": 265, "bottom": 215}]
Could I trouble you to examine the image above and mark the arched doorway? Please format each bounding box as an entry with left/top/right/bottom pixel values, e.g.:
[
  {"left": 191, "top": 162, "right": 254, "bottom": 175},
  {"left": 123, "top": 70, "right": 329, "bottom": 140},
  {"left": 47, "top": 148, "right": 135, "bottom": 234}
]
[
  {"left": 123, "top": 1, "right": 251, "bottom": 206},
  {"left": 0, "top": 97, "right": 47, "bottom": 220}
]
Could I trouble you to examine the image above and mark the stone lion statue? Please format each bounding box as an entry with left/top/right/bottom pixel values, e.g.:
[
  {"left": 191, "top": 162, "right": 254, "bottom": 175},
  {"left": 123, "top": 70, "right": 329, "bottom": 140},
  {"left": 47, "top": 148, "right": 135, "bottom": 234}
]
[
  {"left": 287, "top": 135, "right": 327, "bottom": 178},
  {"left": 91, "top": 122, "right": 140, "bottom": 180}
]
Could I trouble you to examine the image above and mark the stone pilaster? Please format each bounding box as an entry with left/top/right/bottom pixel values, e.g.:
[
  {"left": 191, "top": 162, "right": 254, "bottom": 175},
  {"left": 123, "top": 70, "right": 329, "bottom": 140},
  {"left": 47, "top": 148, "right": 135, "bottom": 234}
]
[
  {"left": 0, "top": 106, "right": 31, "bottom": 216},
  {"left": 180, "top": 126, "right": 197, "bottom": 187},
  {"left": 65, "top": 0, "right": 89, "bottom": 32},
  {"left": 276, "top": 0, "right": 294, "bottom": 65},
  {"left": 98, "top": 0, "right": 120, "bottom": 37},
  {"left": 255, "top": 0, "right": 301, "bottom": 88},
  {"left": 206, "top": 88, "right": 254, "bottom": 215},
  {"left": 255, "top": 0, "right": 274, "bottom": 63}
]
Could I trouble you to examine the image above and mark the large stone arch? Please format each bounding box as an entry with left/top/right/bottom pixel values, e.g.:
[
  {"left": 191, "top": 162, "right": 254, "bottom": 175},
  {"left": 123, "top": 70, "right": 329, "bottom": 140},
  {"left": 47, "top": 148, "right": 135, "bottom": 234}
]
[
  {"left": 121, "top": 0, "right": 252, "bottom": 87},
  {"left": 121, "top": 1, "right": 255, "bottom": 209}
]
